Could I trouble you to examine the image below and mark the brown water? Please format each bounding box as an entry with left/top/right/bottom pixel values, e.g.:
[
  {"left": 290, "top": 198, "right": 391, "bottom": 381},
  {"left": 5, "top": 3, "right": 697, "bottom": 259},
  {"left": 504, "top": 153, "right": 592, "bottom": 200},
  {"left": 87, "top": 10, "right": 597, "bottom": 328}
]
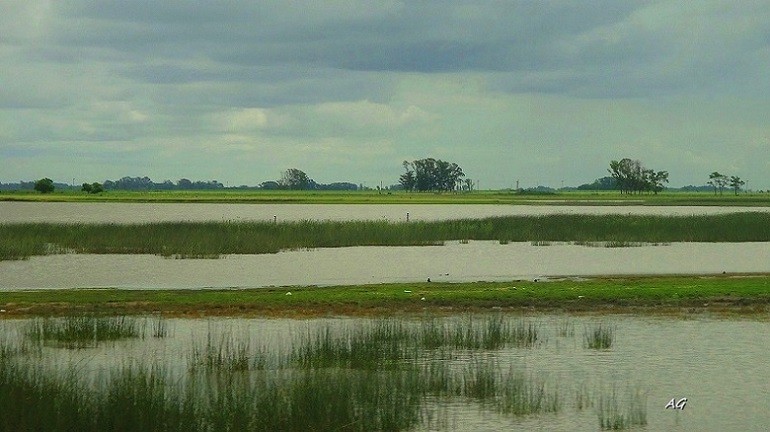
[
  {"left": 3, "top": 315, "right": 768, "bottom": 431},
  {"left": 2, "top": 241, "right": 769, "bottom": 290},
  {"left": 2, "top": 201, "right": 769, "bottom": 223}
]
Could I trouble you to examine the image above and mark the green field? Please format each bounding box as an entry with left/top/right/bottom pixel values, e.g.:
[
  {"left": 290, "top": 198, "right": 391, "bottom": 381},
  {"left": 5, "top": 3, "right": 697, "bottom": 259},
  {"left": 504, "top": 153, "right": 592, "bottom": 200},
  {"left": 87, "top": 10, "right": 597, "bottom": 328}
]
[
  {"left": 3, "top": 189, "right": 770, "bottom": 205},
  {"left": 2, "top": 275, "right": 769, "bottom": 318},
  {"left": 2, "top": 213, "right": 770, "bottom": 260}
]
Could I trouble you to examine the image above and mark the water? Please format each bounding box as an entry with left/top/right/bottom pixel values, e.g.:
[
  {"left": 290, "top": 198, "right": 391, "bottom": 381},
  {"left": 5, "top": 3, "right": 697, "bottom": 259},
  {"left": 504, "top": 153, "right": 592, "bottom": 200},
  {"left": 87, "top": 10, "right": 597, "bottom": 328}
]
[
  {"left": 2, "top": 241, "right": 769, "bottom": 290},
  {"left": 2, "top": 201, "right": 770, "bottom": 223},
  {"left": 2, "top": 314, "right": 768, "bottom": 431}
]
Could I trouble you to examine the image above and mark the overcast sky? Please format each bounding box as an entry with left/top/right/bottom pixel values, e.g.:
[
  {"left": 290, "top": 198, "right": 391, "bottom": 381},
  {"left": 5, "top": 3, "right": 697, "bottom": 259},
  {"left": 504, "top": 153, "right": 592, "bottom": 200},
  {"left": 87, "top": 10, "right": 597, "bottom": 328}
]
[{"left": 2, "top": 1, "right": 769, "bottom": 189}]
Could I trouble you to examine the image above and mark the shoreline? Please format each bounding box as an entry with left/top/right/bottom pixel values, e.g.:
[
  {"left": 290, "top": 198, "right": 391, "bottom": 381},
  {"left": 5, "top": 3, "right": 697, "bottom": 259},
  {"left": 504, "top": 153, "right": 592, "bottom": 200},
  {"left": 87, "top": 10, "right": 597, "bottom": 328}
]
[{"left": 2, "top": 274, "right": 769, "bottom": 319}]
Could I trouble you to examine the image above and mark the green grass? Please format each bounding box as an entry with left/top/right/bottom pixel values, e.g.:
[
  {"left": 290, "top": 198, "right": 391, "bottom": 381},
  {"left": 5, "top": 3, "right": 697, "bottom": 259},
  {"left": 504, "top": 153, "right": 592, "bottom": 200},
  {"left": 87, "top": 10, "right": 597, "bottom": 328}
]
[
  {"left": 3, "top": 189, "right": 770, "bottom": 205},
  {"left": 3, "top": 275, "right": 770, "bottom": 318},
  {"left": 2, "top": 212, "right": 770, "bottom": 260}
]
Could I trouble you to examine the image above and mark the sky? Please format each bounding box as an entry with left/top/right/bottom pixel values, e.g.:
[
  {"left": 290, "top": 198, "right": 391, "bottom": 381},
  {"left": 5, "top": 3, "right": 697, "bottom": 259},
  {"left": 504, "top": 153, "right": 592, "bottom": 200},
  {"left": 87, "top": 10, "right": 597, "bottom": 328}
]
[{"left": 2, "top": 1, "right": 769, "bottom": 189}]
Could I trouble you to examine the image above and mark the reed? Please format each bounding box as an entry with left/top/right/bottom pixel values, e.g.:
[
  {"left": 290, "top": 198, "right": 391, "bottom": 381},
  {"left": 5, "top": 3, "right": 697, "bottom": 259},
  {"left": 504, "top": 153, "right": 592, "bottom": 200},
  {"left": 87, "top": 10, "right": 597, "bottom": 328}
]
[
  {"left": 189, "top": 331, "right": 265, "bottom": 372},
  {"left": 25, "top": 316, "right": 142, "bottom": 348},
  {"left": 584, "top": 323, "right": 615, "bottom": 349},
  {"left": 2, "top": 212, "right": 769, "bottom": 260},
  {"left": 497, "top": 369, "right": 560, "bottom": 416},
  {"left": 596, "top": 385, "right": 647, "bottom": 429}
]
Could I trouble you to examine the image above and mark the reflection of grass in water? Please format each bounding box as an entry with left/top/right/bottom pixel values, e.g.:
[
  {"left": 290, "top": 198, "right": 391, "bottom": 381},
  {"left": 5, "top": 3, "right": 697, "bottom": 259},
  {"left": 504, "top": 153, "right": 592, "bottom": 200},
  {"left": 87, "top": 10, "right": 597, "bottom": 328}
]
[
  {"left": 597, "top": 385, "right": 647, "bottom": 430},
  {"left": 25, "top": 316, "right": 143, "bottom": 348},
  {"left": 498, "top": 368, "right": 560, "bottom": 416},
  {"left": 556, "top": 319, "right": 575, "bottom": 337},
  {"left": 584, "top": 323, "right": 615, "bottom": 349}
]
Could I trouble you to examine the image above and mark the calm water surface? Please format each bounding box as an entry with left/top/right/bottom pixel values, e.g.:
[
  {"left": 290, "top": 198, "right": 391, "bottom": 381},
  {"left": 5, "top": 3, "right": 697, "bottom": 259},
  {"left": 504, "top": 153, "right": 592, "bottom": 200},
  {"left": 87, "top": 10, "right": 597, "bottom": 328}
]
[
  {"left": 2, "top": 201, "right": 770, "bottom": 223},
  {"left": 2, "top": 241, "right": 769, "bottom": 290},
  {"left": 2, "top": 315, "right": 768, "bottom": 431}
]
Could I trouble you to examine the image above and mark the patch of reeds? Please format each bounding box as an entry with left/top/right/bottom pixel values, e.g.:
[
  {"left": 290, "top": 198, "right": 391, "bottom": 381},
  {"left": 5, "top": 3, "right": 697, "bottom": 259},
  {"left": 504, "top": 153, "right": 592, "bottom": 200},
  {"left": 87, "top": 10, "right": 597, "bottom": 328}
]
[
  {"left": 189, "top": 332, "right": 257, "bottom": 372},
  {"left": 556, "top": 319, "right": 575, "bottom": 337},
  {"left": 2, "top": 212, "right": 769, "bottom": 260},
  {"left": 584, "top": 323, "right": 616, "bottom": 349},
  {"left": 597, "top": 385, "right": 647, "bottom": 430},
  {"left": 497, "top": 369, "right": 560, "bottom": 416},
  {"left": 25, "top": 316, "right": 143, "bottom": 348},
  {"left": 0, "top": 357, "right": 425, "bottom": 432}
]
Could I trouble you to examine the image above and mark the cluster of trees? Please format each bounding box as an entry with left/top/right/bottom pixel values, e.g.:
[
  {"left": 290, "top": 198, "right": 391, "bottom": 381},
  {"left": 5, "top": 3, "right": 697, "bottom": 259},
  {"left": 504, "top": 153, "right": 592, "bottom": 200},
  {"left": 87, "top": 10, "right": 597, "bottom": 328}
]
[
  {"left": 399, "top": 158, "right": 465, "bottom": 192},
  {"left": 607, "top": 159, "right": 669, "bottom": 195},
  {"left": 707, "top": 172, "right": 745, "bottom": 195},
  {"left": 259, "top": 168, "right": 359, "bottom": 191}
]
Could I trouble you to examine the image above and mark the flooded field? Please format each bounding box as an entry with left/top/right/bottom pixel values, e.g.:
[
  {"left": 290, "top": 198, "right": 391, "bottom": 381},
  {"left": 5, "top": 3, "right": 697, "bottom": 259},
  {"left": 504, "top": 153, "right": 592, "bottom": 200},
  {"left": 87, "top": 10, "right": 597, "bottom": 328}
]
[
  {"left": 3, "top": 201, "right": 770, "bottom": 224},
  {"left": 2, "top": 241, "right": 769, "bottom": 290},
  {"left": 1, "top": 314, "right": 767, "bottom": 431}
]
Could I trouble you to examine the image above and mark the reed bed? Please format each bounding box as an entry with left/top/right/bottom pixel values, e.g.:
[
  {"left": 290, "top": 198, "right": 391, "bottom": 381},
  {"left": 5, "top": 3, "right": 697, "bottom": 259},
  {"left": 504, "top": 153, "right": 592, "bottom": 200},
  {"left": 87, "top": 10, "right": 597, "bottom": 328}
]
[
  {"left": 597, "top": 385, "right": 648, "bottom": 429},
  {"left": 2, "top": 212, "right": 769, "bottom": 260},
  {"left": 584, "top": 323, "right": 616, "bottom": 350},
  {"left": 24, "top": 316, "right": 143, "bottom": 348},
  {"left": 0, "top": 315, "right": 659, "bottom": 431}
]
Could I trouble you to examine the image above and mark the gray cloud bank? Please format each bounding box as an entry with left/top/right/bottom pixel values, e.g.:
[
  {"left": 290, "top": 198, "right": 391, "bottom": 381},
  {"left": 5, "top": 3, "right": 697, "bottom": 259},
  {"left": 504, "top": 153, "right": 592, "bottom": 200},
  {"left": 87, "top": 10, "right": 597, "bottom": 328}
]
[{"left": 2, "top": 1, "right": 769, "bottom": 188}]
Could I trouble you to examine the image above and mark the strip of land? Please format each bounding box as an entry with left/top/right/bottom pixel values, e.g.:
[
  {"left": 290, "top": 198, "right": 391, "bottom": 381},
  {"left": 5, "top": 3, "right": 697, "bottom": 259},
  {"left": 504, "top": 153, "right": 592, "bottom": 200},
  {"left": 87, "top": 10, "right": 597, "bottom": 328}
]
[
  {"left": 3, "top": 213, "right": 770, "bottom": 260},
  {"left": 2, "top": 275, "right": 769, "bottom": 318}
]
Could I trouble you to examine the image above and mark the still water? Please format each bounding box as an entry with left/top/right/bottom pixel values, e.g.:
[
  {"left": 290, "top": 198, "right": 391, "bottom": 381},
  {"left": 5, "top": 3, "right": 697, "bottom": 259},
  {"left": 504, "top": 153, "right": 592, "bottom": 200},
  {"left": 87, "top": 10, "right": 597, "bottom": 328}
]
[
  {"left": 2, "top": 241, "right": 769, "bottom": 290},
  {"left": 2, "top": 201, "right": 770, "bottom": 223},
  {"left": 2, "top": 315, "right": 768, "bottom": 431}
]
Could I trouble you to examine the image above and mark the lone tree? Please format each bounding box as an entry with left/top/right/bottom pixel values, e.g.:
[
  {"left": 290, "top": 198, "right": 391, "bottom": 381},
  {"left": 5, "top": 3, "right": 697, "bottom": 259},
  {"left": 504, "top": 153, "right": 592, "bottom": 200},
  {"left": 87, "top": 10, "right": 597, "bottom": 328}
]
[
  {"left": 278, "top": 168, "right": 312, "bottom": 190},
  {"left": 82, "top": 182, "right": 104, "bottom": 194},
  {"left": 400, "top": 158, "right": 465, "bottom": 192},
  {"left": 729, "top": 176, "right": 745, "bottom": 195},
  {"left": 707, "top": 172, "right": 728, "bottom": 195},
  {"left": 33, "top": 178, "right": 55, "bottom": 194},
  {"left": 607, "top": 159, "right": 668, "bottom": 194}
]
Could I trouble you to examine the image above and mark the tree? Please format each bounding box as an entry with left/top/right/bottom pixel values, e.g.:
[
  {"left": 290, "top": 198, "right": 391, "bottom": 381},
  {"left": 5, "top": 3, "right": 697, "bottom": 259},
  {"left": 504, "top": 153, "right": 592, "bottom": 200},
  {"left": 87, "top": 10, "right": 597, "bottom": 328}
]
[
  {"left": 82, "top": 182, "right": 104, "bottom": 194},
  {"left": 729, "top": 176, "right": 745, "bottom": 195},
  {"left": 608, "top": 159, "right": 665, "bottom": 194},
  {"left": 400, "top": 158, "right": 465, "bottom": 192},
  {"left": 399, "top": 161, "right": 417, "bottom": 192},
  {"left": 278, "top": 168, "right": 312, "bottom": 190},
  {"left": 707, "top": 172, "right": 728, "bottom": 195},
  {"left": 34, "top": 178, "right": 55, "bottom": 194}
]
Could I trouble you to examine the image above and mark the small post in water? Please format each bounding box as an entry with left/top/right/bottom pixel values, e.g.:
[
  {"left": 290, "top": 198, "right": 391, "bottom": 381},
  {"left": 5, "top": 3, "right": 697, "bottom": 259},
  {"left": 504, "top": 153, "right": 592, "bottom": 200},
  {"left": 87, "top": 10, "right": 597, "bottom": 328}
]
[
  {"left": 273, "top": 215, "right": 277, "bottom": 224},
  {"left": 406, "top": 212, "right": 410, "bottom": 222}
]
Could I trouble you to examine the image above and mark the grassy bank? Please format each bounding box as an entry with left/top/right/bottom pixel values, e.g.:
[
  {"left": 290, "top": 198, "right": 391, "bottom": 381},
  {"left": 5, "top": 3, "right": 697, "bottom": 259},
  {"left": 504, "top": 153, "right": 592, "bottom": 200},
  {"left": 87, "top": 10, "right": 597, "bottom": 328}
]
[
  {"left": 2, "top": 213, "right": 770, "bottom": 260},
  {"left": 2, "top": 189, "right": 770, "bottom": 205},
  {"left": 2, "top": 275, "right": 769, "bottom": 318}
]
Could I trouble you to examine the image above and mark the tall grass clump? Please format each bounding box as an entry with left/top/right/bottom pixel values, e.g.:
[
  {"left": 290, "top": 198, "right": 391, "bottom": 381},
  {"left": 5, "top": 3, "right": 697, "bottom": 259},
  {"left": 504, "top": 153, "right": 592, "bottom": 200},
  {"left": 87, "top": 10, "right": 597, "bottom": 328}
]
[
  {"left": 597, "top": 385, "right": 647, "bottom": 429},
  {"left": 25, "top": 316, "right": 142, "bottom": 348},
  {"left": 584, "top": 323, "right": 616, "bottom": 349},
  {"left": 292, "top": 320, "right": 412, "bottom": 369},
  {"left": 189, "top": 331, "right": 265, "bottom": 372},
  {"left": 497, "top": 369, "right": 560, "bottom": 416}
]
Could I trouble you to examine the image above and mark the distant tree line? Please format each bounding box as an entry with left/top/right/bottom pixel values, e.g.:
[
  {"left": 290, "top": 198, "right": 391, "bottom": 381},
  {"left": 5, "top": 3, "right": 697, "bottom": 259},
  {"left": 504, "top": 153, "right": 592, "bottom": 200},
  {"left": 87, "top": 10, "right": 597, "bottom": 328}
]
[
  {"left": 101, "top": 177, "right": 225, "bottom": 191},
  {"left": 399, "top": 158, "right": 465, "bottom": 192},
  {"left": 607, "top": 158, "right": 669, "bottom": 195}
]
